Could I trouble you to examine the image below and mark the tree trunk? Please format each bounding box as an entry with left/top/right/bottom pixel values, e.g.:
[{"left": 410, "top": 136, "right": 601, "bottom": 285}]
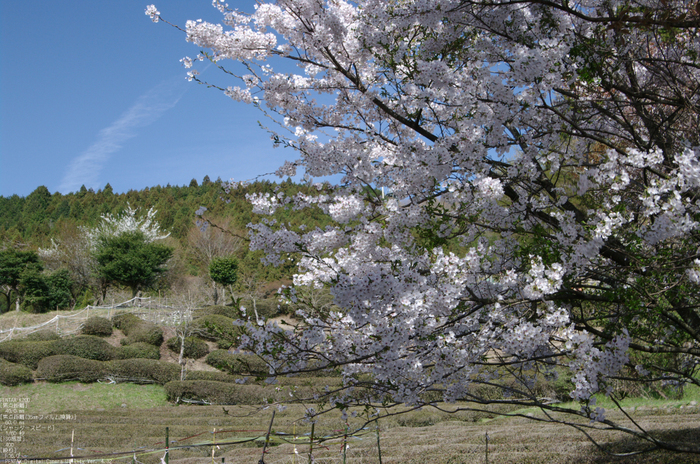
[
  {"left": 178, "top": 334, "right": 187, "bottom": 381},
  {"left": 212, "top": 281, "right": 219, "bottom": 306}
]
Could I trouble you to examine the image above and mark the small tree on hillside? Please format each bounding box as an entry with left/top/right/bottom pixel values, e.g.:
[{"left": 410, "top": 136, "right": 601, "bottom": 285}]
[
  {"left": 209, "top": 256, "right": 238, "bottom": 306},
  {"left": 95, "top": 231, "right": 173, "bottom": 298}
]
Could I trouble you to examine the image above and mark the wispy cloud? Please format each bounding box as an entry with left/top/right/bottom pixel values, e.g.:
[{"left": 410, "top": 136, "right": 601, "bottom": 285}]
[{"left": 59, "top": 77, "right": 186, "bottom": 193}]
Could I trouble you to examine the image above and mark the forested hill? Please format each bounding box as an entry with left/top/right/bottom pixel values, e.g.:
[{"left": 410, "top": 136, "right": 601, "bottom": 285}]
[{"left": 0, "top": 177, "right": 331, "bottom": 247}]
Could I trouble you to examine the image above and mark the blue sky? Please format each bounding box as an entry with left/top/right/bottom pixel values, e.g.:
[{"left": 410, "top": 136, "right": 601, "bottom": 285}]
[{"left": 0, "top": 1, "right": 298, "bottom": 198}]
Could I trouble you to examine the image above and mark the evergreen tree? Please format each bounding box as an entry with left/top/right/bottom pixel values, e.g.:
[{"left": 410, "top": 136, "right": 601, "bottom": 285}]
[{"left": 95, "top": 230, "right": 173, "bottom": 298}]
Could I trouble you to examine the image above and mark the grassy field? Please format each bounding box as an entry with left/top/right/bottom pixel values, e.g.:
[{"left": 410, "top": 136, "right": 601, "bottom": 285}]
[{"left": 1, "top": 382, "right": 699, "bottom": 464}]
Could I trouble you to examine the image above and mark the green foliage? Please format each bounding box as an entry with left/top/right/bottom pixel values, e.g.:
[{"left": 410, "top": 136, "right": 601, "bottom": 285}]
[
  {"left": 96, "top": 230, "right": 173, "bottom": 297},
  {"left": 24, "top": 331, "right": 61, "bottom": 342},
  {"left": 18, "top": 266, "right": 50, "bottom": 312},
  {"left": 111, "top": 313, "right": 142, "bottom": 333},
  {"left": 0, "top": 248, "right": 42, "bottom": 284},
  {"left": 106, "top": 358, "right": 180, "bottom": 384},
  {"left": 193, "top": 305, "right": 242, "bottom": 319},
  {"left": 163, "top": 380, "right": 274, "bottom": 405},
  {"left": 251, "top": 298, "right": 285, "bottom": 319},
  {"left": 165, "top": 336, "right": 209, "bottom": 359},
  {"left": 0, "top": 248, "right": 42, "bottom": 311},
  {"left": 0, "top": 358, "right": 33, "bottom": 386},
  {"left": 191, "top": 314, "right": 244, "bottom": 349},
  {"left": 52, "top": 335, "right": 115, "bottom": 361},
  {"left": 111, "top": 313, "right": 164, "bottom": 346},
  {"left": 119, "top": 322, "right": 164, "bottom": 347},
  {"left": 0, "top": 331, "right": 162, "bottom": 371},
  {"left": 209, "top": 256, "right": 238, "bottom": 286},
  {"left": 43, "top": 269, "right": 74, "bottom": 310},
  {"left": 185, "top": 370, "right": 237, "bottom": 382},
  {"left": 0, "top": 340, "right": 57, "bottom": 369},
  {"left": 12, "top": 267, "right": 73, "bottom": 313},
  {"left": 205, "top": 350, "right": 269, "bottom": 376},
  {"left": 113, "top": 342, "right": 161, "bottom": 360},
  {"left": 36, "top": 355, "right": 105, "bottom": 383},
  {"left": 0, "top": 181, "right": 337, "bottom": 307},
  {"left": 81, "top": 316, "right": 113, "bottom": 336}
]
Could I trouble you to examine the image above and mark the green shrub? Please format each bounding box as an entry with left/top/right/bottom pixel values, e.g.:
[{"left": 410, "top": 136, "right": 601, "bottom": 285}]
[
  {"left": 111, "top": 313, "right": 143, "bottom": 334},
  {"left": 106, "top": 359, "right": 180, "bottom": 385},
  {"left": 0, "top": 340, "right": 57, "bottom": 369},
  {"left": 0, "top": 359, "right": 33, "bottom": 386},
  {"left": 191, "top": 315, "right": 244, "bottom": 349},
  {"left": 193, "top": 305, "right": 242, "bottom": 319},
  {"left": 164, "top": 380, "right": 281, "bottom": 405},
  {"left": 52, "top": 335, "right": 115, "bottom": 361},
  {"left": 249, "top": 298, "right": 284, "bottom": 319},
  {"left": 36, "top": 355, "right": 105, "bottom": 383},
  {"left": 113, "top": 342, "right": 160, "bottom": 360},
  {"left": 165, "top": 336, "right": 209, "bottom": 359},
  {"left": 81, "top": 316, "right": 113, "bottom": 336},
  {"left": 24, "top": 330, "right": 61, "bottom": 341},
  {"left": 186, "top": 370, "right": 237, "bottom": 383},
  {"left": 120, "top": 322, "right": 164, "bottom": 347},
  {"left": 205, "top": 350, "right": 269, "bottom": 376}
]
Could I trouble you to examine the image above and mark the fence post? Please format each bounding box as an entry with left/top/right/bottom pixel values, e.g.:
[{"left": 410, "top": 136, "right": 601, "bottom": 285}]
[
  {"left": 308, "top": 422, "right": 315, "bottom": 464},
  {"left": 375, "top": 419, "right": 383, "bottom": 464},
  {"left": 212, "top": 427, "right": 216, "bottom": 462},
  {"left": 165, "top": 426, "right": 169, "bottom": 464},
  {"left": 342, "top": 421, "right": 349, "bottom": 464},
  {"left": 485, "top": 431, "right": 489, "bottom": 464}
]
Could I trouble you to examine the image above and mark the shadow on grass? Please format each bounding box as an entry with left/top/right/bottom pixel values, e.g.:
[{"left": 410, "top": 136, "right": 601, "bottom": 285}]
[{"left": 580, "top": 427, "right": 700, "bottom": 464}]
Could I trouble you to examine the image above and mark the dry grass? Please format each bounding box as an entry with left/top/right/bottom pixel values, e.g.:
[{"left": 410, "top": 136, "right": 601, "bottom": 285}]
[{"left": 1, "top": 381, "right": 699, "bottom": 464}]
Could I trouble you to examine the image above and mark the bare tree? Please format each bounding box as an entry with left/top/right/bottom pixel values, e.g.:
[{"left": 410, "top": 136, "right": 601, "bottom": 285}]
[{"left": 187, "top": 221, "right": 243, "bottom": 305}]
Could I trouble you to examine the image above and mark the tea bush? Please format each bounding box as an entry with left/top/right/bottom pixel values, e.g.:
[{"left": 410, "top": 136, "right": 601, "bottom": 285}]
[
  {"left": 185, "top": 370, "right": 237, "bottom": 383},
  {"left": 249, "top": 298, "right": 285, "bottom": 319},
  {"left": 0, "top": 358, "right": 33, "bottom": 386},
  {"left": 106, "top": 359, "right": 180, "bottom": 384},
  {"left": 52, "top": 335, "right": 115, "bottom": 361},
  {"left": 119, "top": 322, "right": 164, "bottom": 347},
  {"left": 36, "top": 355, "right": 105, "bottom": 383},
  {"left": 24, "top": 331, "right": 61, "bottom": 341},
  {"left": 164, "top": 380, "right": 272, "bottom": 404},
  {"left": 113, "top": 342, "right": 161, "bottom": 360},
  {"left": 165, "top": 336, "right": 209, "bottom": 359},
  {"left": 193, "top": 305, "right": 241, "bottom": 319},
  {"left": 205, "top": 350, "right": 269, "bottom": 376},
  {"left": 111, "top": 313, "right": 143, "bottom": 333},
  {"left": 191, "top": 315, "right": 244, "bottom": 349},
  {"left": 0, "top": 340, "right": 57, "bottom": 369},
  {"left": 81, "top": 316, "right": 113, "bottom": 337}
]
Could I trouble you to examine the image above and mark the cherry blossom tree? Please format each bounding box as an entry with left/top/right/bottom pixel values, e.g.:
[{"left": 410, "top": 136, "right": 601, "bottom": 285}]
[{"left": 150, "top": 0, "right": 700, "bottom": 454}]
